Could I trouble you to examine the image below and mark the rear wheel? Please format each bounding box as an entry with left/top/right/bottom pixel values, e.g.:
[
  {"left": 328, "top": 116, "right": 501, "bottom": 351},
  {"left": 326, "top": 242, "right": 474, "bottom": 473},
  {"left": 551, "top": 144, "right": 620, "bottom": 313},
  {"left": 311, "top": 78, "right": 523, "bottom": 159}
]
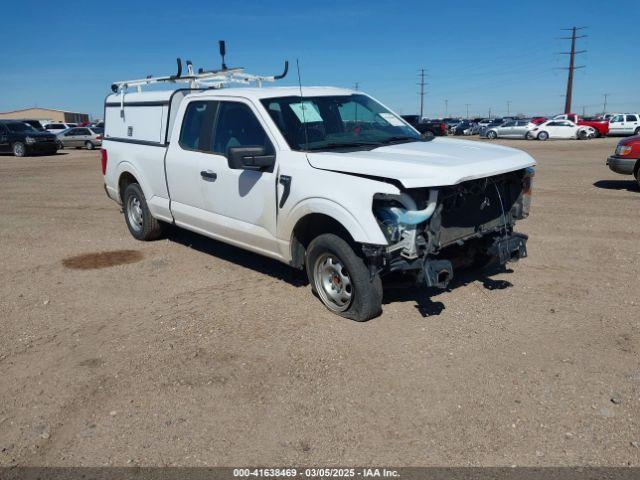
[
  {"left": 422, "top": 131, "right": 435, "bottom": 140},
  {"left": 122, "top": 183, "right": 164, "bottom": 241},
  {"left": 635, "top": 165, "right": 640, "bottom": 189},
  {"left": 525, "top": 132, "right": 534, "bottom": 140},
  {"left": 85, "top": 141, "right": 95, "bottom": 150},
  {"left": 537, "top": 131, "right": 549, "bottom": 141},
  {"left": 635, "top": 127, "right": 640, "bottom": 136},
  {"left": 12, "top": 142, "right": 26, "bottom": 157},
  {"left": 305, "top": 233, "right": 382, "bottom": 321}
]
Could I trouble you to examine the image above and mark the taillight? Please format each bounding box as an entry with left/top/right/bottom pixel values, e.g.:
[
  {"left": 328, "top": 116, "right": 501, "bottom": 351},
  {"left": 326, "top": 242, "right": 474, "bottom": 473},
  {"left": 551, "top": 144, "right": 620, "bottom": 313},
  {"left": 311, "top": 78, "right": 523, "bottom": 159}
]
[
  {"left": 101, "top": 149, "right": 108, "bottom": 175},
  {"left": 616, "top": 145, "right": 632, "bottom": 156},
  {"left": 96, "top": 135, "right": 102, "bottom": 140}
]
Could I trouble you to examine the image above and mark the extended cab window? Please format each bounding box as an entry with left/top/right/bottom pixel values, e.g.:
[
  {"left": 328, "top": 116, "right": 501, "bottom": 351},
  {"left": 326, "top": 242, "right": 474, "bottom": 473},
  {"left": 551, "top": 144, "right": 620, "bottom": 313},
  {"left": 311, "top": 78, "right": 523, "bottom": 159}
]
[
  {"left": 212, "top": 102, "right": 274, "bottom": 156},
  {"left": 179, "top": 101, "right": 219, "bottom": 152}
]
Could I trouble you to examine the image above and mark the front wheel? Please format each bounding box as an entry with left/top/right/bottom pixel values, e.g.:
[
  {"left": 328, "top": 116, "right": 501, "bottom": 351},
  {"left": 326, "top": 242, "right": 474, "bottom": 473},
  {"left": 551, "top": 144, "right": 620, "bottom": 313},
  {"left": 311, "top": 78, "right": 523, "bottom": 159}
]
[
  {"left": 487, "top": 130, "right": 498, "bottom": 139},
  {"left": 537, "top": 131, "right": 549, "bottom": 141},
  {"left": 578, "top": 129, "right": 588, "bottom": 140},
  {"left": 12, "top": 142, "right": 26, "bottom": 157},
  {"left": 306, "top": 234, "right": 382, "bottom": 321},
  {"left": 122, "top": 183, "right": 164, "bottom": 241}
]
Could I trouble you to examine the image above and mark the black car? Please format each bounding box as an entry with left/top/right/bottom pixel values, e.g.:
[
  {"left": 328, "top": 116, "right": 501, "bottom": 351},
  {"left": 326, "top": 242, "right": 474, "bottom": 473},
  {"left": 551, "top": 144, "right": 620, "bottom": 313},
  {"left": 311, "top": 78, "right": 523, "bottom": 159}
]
[
  {"left": 0, "top": 120, "right": 58, "bottom": 157},
  {"left": 15, "top": 119, "right": 45, "bottom": 131},
  {"left": 401, "top": 115, "right": 447, "bottom": 138}
]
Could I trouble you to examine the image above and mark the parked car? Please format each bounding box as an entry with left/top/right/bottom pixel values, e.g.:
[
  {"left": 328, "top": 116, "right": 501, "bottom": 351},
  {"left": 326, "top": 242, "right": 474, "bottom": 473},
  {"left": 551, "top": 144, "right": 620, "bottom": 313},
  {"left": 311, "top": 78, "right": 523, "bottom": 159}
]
[
  {"left": 0, "top": 120, "right": 58, "bottom": 157},
  {"left": 606, "top": 135, "right": 640, "bottom": 187},
  {"left": 44, "top": 122, "right": 77, "bottom": 134},
  {"left": 400, "top": 115, "right": 447, "bottom": 138},
  {"left": 452, "top": 120, "right": 474, "bottom": 135},
  {"left": 527, "top": 120, "right": 595, "bottom": 140},
  {"left": 530, "top": 117, "right": 547, "bottom": 125},
  {"left": 14, "top": 119, "right": 46, "bottom": 131},
  {"left": 57, "top": 127, "right": 103, "bottom": 150},
  {"left": 608, "top": 113, "right": 640, "bottom": 136},
  {"left": 552, "top": 113, "right": 609, "bottom": 137},
  {"left": 486, "top": 119, "right": 533, "bottom": 139},
  {"left": 102, "top": 84, "right": 535, "bottom": 321}
]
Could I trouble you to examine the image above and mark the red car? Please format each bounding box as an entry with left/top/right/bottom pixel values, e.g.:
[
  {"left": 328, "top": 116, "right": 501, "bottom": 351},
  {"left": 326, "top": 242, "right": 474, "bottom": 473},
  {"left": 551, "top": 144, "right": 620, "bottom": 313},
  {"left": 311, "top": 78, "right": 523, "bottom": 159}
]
[
  {"left": 554, "top": 113, "right": 609, "bottom": 137},
  {"left": 530, "top": 116, "right": 547, "bottom": 125},
  {"left": 606, "top": 135, "right": 640, "bottom": 187}
]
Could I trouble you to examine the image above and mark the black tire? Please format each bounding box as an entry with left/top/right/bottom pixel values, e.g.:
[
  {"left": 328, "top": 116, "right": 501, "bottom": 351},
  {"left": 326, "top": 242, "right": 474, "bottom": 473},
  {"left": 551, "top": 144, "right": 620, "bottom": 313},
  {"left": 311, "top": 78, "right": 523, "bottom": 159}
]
[
  {"left": 635, "top": 127, "right": 640, "bottom": 136},
  {"left": 537, "top": 131, "right": 549, "bottom": 141},
  {"left": 487, "top": 130, "right": 497, "bottom": 139},
  {"left": 525, "top": 132, "right": 534, "bottom": 140},
  {"left": 305, "top": 233, "right": 382, "bottom": 321},
  {"left": 578, "top": 129, "right": 588, "bottom": 140},
  {"left": 421, "top": 131, "right": 435, "bottom": 140},
  {"left": 85, "top": 141, "right": 95, "bottom": 150},
  {"left": 122, "top": 183, "right": 164, "bottom": 241},
  {"left": 12, "top": 142, "right": 27, "bottom": 157},
  {"left": 635, "top": 165, "right": 640, "bottom": 189}
]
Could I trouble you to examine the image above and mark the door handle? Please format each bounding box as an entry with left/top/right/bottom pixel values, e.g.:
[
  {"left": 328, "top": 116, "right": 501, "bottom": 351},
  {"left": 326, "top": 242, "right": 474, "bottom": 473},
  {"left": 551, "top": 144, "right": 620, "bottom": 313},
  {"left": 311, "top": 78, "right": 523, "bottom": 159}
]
[{"left": 200, "top": 170, "right": 217, "bottom": 181}]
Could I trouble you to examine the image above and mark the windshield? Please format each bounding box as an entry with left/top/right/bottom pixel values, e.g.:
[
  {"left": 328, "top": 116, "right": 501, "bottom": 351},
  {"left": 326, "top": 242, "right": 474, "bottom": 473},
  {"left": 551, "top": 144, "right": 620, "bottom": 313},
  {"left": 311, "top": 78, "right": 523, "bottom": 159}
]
[
  {"left": 5, "top": 122, "right": 37, "bottom": 133},
  {"left": 261, "top": 94, "right": 421, "bottom": 151}
]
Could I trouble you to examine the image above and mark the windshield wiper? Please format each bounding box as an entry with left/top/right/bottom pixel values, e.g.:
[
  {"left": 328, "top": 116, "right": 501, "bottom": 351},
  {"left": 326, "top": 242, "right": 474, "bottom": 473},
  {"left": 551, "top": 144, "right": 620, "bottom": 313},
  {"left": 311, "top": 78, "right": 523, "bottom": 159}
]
[
  {"left": 306, "top": 141, "right": 380, "bottom": 151},
  {"left": 376, "top": 136, "right": 421, "bottom": 145}
]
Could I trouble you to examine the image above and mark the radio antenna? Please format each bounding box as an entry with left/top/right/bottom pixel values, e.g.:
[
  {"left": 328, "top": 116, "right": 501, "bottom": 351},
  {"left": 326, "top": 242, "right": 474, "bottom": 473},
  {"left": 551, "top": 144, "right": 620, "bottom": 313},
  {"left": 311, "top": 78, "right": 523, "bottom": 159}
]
[{"left": 296, "top": 59, "right": 309, "bottom": 151}]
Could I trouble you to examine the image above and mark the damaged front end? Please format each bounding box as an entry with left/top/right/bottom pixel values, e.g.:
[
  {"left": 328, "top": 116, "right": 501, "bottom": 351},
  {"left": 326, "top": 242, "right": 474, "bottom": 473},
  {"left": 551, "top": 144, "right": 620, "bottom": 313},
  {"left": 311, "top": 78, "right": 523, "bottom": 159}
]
[{"left": 366, "top": 167, "right": 534, "bottom": 289}]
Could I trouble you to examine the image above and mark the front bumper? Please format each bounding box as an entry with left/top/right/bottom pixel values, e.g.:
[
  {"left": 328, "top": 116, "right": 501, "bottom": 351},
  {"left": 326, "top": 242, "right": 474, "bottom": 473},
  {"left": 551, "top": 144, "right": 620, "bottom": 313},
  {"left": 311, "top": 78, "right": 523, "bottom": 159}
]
[
  {"left": 27, "top": 142, "right": 58, "bottom": 154},
  {"left": 606, "top": 156, "right": 637, "bottom": 175}
]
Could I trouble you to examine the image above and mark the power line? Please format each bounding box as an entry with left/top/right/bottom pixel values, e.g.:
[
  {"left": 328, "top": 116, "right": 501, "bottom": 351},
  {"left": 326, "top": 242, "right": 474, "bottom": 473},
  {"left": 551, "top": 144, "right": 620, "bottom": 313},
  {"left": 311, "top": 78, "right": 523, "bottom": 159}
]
[
  {"left": 559, "top": 26, "right": 587, "bottom": 114},
  {"left": 603, "top": 93, "right": 610, "bottom": 114},
  {"left": 417, "top": 68, "right": 427, "bottom": 119}
]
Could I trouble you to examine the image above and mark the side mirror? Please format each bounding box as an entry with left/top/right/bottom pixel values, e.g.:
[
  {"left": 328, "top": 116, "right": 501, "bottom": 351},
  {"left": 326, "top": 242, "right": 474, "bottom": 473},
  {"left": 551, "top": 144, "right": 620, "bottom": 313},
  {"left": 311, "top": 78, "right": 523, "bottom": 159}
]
[{"left": 228, "top": 146, "right": 275, "bottom": 172}]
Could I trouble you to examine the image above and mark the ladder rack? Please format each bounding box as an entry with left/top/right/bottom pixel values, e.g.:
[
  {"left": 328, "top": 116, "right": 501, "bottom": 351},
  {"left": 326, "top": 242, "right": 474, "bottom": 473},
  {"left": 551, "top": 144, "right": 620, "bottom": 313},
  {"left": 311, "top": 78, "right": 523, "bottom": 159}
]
[{"left": 110, "top": 41, "right": 288, "bottom": 93}]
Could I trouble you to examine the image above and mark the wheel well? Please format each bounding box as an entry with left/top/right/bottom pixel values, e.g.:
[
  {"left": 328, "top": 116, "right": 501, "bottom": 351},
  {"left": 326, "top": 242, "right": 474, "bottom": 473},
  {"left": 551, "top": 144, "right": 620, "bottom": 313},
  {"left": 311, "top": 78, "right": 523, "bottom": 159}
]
[
  {"left": 290, "top": 214, "right": 355, "bottom": 269},
  {"left": 118, "top": 172, "right": 138, "bottom": 202},
  {"left": 634, "top": 160, "right": 640, "bottom": 178}
]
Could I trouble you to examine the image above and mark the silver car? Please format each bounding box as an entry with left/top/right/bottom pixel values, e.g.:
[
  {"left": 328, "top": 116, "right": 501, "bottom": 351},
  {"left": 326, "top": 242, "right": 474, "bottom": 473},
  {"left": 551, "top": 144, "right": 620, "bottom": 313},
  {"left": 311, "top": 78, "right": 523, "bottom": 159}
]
[
  {"left": 57, "top": 127, "right": 103, "bottom": 150},
  {"left": 486, "top": 119, "right": 533, "bottom": 139}
]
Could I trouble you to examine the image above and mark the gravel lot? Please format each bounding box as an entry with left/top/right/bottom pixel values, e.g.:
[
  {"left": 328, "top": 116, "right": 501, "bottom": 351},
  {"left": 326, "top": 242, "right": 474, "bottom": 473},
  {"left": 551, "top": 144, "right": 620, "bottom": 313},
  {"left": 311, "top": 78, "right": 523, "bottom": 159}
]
[{"left": 0, "top": 137, "right": 638, "bottom": 467}]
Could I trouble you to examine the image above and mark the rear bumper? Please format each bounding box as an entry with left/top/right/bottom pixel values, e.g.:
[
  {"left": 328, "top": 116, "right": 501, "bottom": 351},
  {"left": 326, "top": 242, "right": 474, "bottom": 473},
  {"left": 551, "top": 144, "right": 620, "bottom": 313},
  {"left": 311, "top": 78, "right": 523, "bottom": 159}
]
[{"left": 607, "top": 156, "right": 637, "bottom": 175}]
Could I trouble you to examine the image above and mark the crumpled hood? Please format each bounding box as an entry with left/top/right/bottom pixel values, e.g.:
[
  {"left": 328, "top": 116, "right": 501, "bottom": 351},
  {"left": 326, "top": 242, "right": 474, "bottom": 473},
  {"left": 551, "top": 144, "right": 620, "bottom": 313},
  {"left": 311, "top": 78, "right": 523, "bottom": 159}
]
[{"left": 306, "top": 138, "right": 536, "bottom": 188}]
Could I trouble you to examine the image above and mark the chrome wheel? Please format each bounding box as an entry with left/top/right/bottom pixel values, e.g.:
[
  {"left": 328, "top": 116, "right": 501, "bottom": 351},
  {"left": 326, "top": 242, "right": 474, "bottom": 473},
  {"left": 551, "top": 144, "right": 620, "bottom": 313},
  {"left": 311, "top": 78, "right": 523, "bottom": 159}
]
[
  {"left": 13, "top": 142, "right": 25, "bottom": 157},
  {"left": 313, "top": 253, "right": 353, "bottom": 312},
  {"left": 126, "top": 195, "right": 144, "bottom": 232}
]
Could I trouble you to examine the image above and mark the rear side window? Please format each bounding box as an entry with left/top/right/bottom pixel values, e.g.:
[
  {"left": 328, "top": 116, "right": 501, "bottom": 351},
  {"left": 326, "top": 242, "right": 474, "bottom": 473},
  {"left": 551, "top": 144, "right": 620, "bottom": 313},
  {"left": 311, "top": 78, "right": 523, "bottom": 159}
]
[
  {"left": 626, "top": 115, "right": 638, "bottom": 122},
  {"left": 212, "top": 102, "right": 274, "bottom": 156},
  {"left": 179, "top": 101, "right": 219, "bottom": 152},
  {"left": 78, "top": 128, "right": 91, "bottom": 135}
]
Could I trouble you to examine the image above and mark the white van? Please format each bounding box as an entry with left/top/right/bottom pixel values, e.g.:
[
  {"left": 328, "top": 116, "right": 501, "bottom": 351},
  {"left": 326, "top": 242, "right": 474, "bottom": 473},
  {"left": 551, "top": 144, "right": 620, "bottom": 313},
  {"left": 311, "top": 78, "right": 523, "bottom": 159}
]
[{"left": 608, "top": 113, "right": 640, "bottom": 136}]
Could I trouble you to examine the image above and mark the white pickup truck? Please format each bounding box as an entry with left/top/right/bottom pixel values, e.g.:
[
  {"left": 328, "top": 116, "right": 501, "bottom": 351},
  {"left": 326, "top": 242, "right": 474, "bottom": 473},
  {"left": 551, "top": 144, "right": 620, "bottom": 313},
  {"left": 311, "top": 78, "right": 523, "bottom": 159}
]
[{"left": 102, "top": 84, "right": 535, "bottom": 321}]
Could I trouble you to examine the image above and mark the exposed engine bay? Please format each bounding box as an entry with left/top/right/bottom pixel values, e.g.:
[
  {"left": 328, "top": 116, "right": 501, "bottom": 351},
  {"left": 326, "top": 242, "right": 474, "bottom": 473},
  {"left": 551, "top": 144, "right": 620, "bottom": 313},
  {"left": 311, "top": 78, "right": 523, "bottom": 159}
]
[{"left": 367, "top": 167, "right": 534, "bottom": 288}]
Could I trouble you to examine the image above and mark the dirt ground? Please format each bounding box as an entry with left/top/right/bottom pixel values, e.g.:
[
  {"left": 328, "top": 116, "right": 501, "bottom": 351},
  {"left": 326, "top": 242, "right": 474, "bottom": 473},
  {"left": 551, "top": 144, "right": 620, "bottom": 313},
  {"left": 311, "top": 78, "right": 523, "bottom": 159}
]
[{"left": 0, "top": 137, "right": 638, "bottom": 467}]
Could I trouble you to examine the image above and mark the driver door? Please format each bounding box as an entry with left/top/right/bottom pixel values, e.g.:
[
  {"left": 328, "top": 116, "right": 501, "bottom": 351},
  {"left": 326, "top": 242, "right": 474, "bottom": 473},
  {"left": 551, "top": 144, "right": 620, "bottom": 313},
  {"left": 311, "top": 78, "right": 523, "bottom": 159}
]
[{"left": 166, "top": 99, "right": 280, "bottom": 257}]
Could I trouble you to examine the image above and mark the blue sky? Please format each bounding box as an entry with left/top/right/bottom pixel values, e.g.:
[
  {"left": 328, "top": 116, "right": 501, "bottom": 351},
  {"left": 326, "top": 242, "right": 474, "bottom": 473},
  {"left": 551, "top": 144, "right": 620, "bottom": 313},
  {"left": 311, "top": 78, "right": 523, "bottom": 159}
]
[{"left": 1, "top": 0, "right": 638, "bottom": 119}]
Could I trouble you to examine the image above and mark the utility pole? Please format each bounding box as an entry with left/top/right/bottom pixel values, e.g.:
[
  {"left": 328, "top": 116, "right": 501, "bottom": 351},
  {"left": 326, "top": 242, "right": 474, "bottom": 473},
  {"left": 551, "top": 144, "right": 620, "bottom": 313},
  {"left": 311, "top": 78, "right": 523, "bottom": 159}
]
[
  {"left": 603, "top": 93, "right": 610, "bottom": 115},
  {"left": 353, "top": 82, "right": 360, "bottom": 91},
  {"left": 465, "top": 104, "right": 470, "bottom": 119},
  {"left": 507, "top": 101, "right": 512, "bottom": 116},
  {"left": 581, "top": 105, "right": 586, "bottom": 117},
  {"left": 417, "top": 69, "right": 427, "bottom": 120},
  {"left": 488, "top": 107, "right": 492, "bottom": 119},
  {"left": 560, "top": 26, "right": 587, "bottom": 114},
  {"left": 445, "top": 99, "right": 448, "bottom": 118}
]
